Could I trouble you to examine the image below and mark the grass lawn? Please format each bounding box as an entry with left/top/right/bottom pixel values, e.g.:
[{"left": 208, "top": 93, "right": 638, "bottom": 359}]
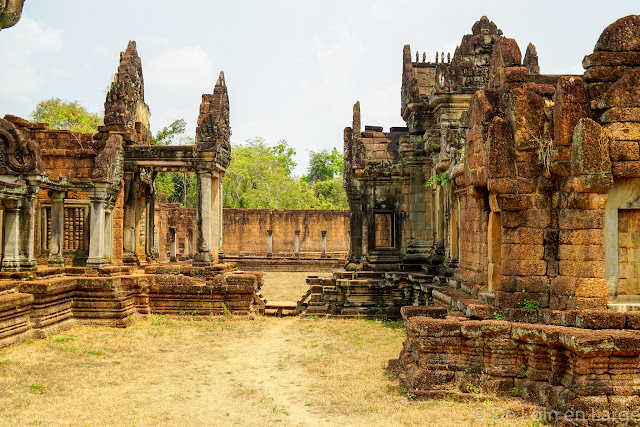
[{"left": 0, "top": 272, "right": 539, "bottom": 426}]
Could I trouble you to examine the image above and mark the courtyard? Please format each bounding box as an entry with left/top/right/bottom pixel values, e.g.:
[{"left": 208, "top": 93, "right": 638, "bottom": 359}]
[{"left": 0, "top": 273, "right": 536, "bottom": 427}]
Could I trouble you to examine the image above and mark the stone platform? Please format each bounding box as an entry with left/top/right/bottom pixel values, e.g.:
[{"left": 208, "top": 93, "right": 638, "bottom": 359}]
[
  {"left": 0, "top": 263, "right": 261, "bottom": 347},
  {"left": 389, "top": 283, "right": 640, "bottom": 426},
  {"left": 224, "top": 254, "right": 345, "bottom": 272}
]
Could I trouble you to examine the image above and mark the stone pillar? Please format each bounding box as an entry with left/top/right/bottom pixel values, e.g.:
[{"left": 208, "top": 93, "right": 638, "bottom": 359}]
[
  {"left": 169, "top": 228, "right": 177, "bottom": 262},
  {"left": 86, "top": 189, "right": 107, "bottom": 268},
  {"left": 1, "top": 199, "right": 21, "bottom": 272},
  {"left": 211, "top": 175, "right": 221, "bottom": 259},
  {"left": 103, "top": 209, "right": 113, "bottom": 263},
  {"left": 153, "top": 227, "right": 159, "bottom": 258},
  {"left": 48, "top": 191, "right": 66, "bottom": 267},
  {"left": 19, "top": 193, "right": 37, "bottom": 271},
  {"left": 267, "top": 230, "right": 273, "bottom": 257},
  {"left": 122, "top": 172, "right": 139, "bottom": 265},
  {"left": 194, "top": 172, "right": 214, "bottom": 266},
  {"left": 294, "top": 230, "right": 300, "bottom": 257},
  {"left": 187, "top": 229, "right": 194, "bottom": 258},
  {"left": 348, "top": 195, "right": 362, "bottom": 264},
  {"left": 146, "top": 190, "right": 155, "bottom": 259},
  {"left": 321, "top": 230, "right": 327, "bottom": 258},
  {"left": 218, "top": 179, "right": 224, "bottom": 259}
]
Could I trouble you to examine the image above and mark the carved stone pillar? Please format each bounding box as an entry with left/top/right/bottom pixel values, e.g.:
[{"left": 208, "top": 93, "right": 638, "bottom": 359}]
[
  {"left": 146, "top": 190, "right": 155, "bottom": 259},
  {"left": 267, "top": 230, "right": 273, "bottom": 257},
  {"left": 86, "top": 189, "right": 107, "bottom": 268},
  {"left": 218, "top": 178, "right": 224, "bottom": 260},
  {"left": 19, "top": 193, "right": 37, "bottom": 271},
  {"left": 294, "top": 230, "right": 300, "bottom": 257},
  {"left": 1, "top": 199, "right": 21, "bottom": 272},
  {"left": 211, "top": 175, "right": 221, "bottom": 259},
  {"left": 169, "top": 228, "right": 177, "bottom": 262},
  {"left": 103, "top": 209, "right": 113, "bottom": 263},
  {"left": 194, "top": 172, "right": 214, "bottom": 266},
  {"left": 122, "top": 172, "right": 139, "bottom": 265},
  {"left": 321, "top": 230, "right": 327, "bottom": 258},
  {"left": 48, "top": 191, "right": 66, "bottom": 267}
]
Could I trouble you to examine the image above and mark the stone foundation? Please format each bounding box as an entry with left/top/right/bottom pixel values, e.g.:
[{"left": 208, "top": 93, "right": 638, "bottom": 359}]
[
  {"left": 303, "top": 270, "right": 433, "bottom": 318},
  {"left": 390, "top": 313, "right": 640, "bottom": 426},
  {"left": 0, "top": 263, "right": 261, "bottom": 347}
]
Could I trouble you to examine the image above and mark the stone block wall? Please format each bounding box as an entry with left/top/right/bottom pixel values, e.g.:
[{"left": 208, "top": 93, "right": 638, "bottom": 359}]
[
  {"left": 0, "top": 266, "right": 262, "bottom": 348},
  {"left": 222, "top": 208, "right": 349, "bottom": 257},
  {"left": 154, "top": 202, "right": 196, "bottom": 261},
  {"left": 391, "top": 316, "right": 640, "bottom": 424}
]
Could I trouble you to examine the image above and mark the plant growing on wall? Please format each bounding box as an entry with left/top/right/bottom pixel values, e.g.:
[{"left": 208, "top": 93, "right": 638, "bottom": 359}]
[{"left": 425, "top": 172, "right": 450, "bottom": 188}]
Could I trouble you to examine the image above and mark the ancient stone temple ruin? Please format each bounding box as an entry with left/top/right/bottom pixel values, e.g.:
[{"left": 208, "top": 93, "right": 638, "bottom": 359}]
[
  {"left": 0, "top": 41, "right": 260, "bottom": 346},
  {"left": 305, "top": 15, "right": 640, "bottom": 423}
]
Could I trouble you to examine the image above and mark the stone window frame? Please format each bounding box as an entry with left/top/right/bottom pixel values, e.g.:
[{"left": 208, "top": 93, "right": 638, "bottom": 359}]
[
  {"left": 372, "top": 210, "right": 396, "bottom": 250},
  {"left": 37, "top": 199, "right": 90, "bottom": 257},
  {"left": 604, "top": 178, "right": 640, "bottom": 299}
]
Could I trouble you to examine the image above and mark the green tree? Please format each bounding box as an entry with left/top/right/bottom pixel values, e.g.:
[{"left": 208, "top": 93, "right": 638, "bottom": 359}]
[
  {"left": 30, "top": 98, "right": 101, "bottom": 133},
  {"left": 153, "top": 119, "right": 196, "bottom": 207},
  {"left": 310, "top": 177, "right": 348, "bottom": 209},
  {"left": 223, "top": 138, "right": 314, "bottom": 209},
  {"left": 154, "top": 119, "right": 187, "bottom": 146},
  {"left": 271, "top": 139, "right": 297, "bottom": 174},
  {"left": 306, "top": 147, "right": 343, "bottom": 182}
]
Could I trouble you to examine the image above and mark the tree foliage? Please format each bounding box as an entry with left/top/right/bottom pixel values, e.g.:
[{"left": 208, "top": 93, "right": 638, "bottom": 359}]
[
  {"left": 223, "top": 138, "right": 347, "bottom": 209},
  {"left": 154, "top": 119, "right": 188, "bottom": 146},
  {"left": 153, "top": 119, "right": 196, "bottom": 207},
  {"left": 306, "top": 147, "right": 343, "bottom": 182},
  {"left": 223, "top": 138, "right": 311, "bottom": 209},
  {"left": 271, "top": 139, "right": 297, "bottom": 174},
  {"left": 30, "top": 98, "right": 101, "bottom": 133}
]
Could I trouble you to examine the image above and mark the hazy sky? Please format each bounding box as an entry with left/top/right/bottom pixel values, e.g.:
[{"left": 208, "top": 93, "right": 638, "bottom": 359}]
[{"left": 0, "top": 1, "right": 637, "bottom": 175}]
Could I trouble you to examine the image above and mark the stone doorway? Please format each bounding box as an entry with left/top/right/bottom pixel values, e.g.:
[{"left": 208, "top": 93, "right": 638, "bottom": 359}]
[
  {"left": 617, "top": 209, "right": 640, "bottom": 296},
  {"left": 604, "top": 178, "right": 640, "bottom": 302}
]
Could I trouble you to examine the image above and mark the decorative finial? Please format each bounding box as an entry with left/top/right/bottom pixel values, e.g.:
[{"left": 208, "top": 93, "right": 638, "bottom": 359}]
[
  {"left": 416, "top": 51, "right": 419, "bottom": 62},
  {"left": 447, "top": 52, "right": 451, "bottom": 63},
  {"left": 435, "top": 52, "right": 439, "bottom": 63},
  {"left": 422, "top": 52, "right": 426, "bottom": 62}
]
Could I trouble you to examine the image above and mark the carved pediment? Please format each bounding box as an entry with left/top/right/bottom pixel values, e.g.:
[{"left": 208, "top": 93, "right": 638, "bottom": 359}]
[{"left": 0, "top": 119, "right": 45, "bottom": 176}]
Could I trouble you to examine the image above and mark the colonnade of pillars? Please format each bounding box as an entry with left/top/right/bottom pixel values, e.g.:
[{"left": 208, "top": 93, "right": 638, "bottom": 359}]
[
  {"left": 123, "top": 170, "right": 222, "bottom": 267},
  {"left": 0, "top": 167, "right": 224, "bottom": 271},
  {"left": 266, "top": 229, "right": 327, "bottom": 258}
]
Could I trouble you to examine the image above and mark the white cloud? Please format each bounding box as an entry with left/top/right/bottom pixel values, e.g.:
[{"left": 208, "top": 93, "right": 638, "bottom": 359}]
[
  {"left": 360, "top": 84, "right": 402, "bottom": 128},
  {"left": 144, "top": 46, "right": 217, "bottom": 135},
  {"left": 315, "top": 31, "right": 364, "bottom": 90},
  {"left": 0, "top": 18, "right": 63, "bottom": 109},
  {"left": 1, "top": 17, "right": 63, "bottom": 53},
  {"left": 146, "top": 46, "right": 214, "bottom": 90},
  {"left": 560, "top": 61, "right": 585, "bottom": 76}
]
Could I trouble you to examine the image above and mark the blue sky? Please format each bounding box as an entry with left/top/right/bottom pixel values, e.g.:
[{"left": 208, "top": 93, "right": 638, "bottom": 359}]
[{"left": 0, "top": 1, "right": 637, "bottom": 175}]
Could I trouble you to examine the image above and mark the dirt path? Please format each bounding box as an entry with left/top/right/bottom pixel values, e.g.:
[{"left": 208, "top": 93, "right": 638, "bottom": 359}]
[{"left": 0, "top": 315, "right": 535, "bottom": 426}]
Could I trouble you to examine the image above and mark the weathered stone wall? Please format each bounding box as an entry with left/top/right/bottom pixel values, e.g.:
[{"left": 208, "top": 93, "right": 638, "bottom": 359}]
[
  {"left": 222, "top": 208, "right": 349, "bottom": 257},
  {"left": 391, "top": 315, "right": 640, "bottom": 425},
  {"left": 0, "top": 265, "right": 261, "bottom": 348},
  {"left": 154, "top": 202, "right": 196, "bottom": 261}
]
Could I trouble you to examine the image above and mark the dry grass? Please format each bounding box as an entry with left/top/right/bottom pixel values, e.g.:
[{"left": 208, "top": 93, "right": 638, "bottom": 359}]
[
  {"left": 260, "top": 271, "right": 332, "bottom": 302},
  {"left": 0, "top": 315, "right": 540, "bottom": 426}
]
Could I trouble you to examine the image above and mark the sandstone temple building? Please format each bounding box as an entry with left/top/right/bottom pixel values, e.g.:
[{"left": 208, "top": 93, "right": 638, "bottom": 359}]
[
  {"left": 306, "top": 15, "right": 640, "bottom": 424},
  {"left": 0, "top": 40, "right": 260, "bottom": 343},
  {"left": 4, "top": 5, "right": 640, "bottom": 423}
]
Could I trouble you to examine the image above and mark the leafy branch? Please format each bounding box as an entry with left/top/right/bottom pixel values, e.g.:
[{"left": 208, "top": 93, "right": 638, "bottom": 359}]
[{"left": 425, "top": 172, "right": 450, "bottom": 188}]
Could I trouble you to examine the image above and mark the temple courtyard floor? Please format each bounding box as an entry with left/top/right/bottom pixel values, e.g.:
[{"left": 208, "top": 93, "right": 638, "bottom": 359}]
[{"left": 0, "top": 272, "right": 538, "bottom": 426}]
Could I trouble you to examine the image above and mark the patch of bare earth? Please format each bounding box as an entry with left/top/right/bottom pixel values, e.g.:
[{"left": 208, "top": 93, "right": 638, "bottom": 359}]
[
  {"left": 0, "top": 313, "right": 539, "bottom": 426},
  {"left": 259, "top": 271, "right": 331, "bottom": 302}
]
